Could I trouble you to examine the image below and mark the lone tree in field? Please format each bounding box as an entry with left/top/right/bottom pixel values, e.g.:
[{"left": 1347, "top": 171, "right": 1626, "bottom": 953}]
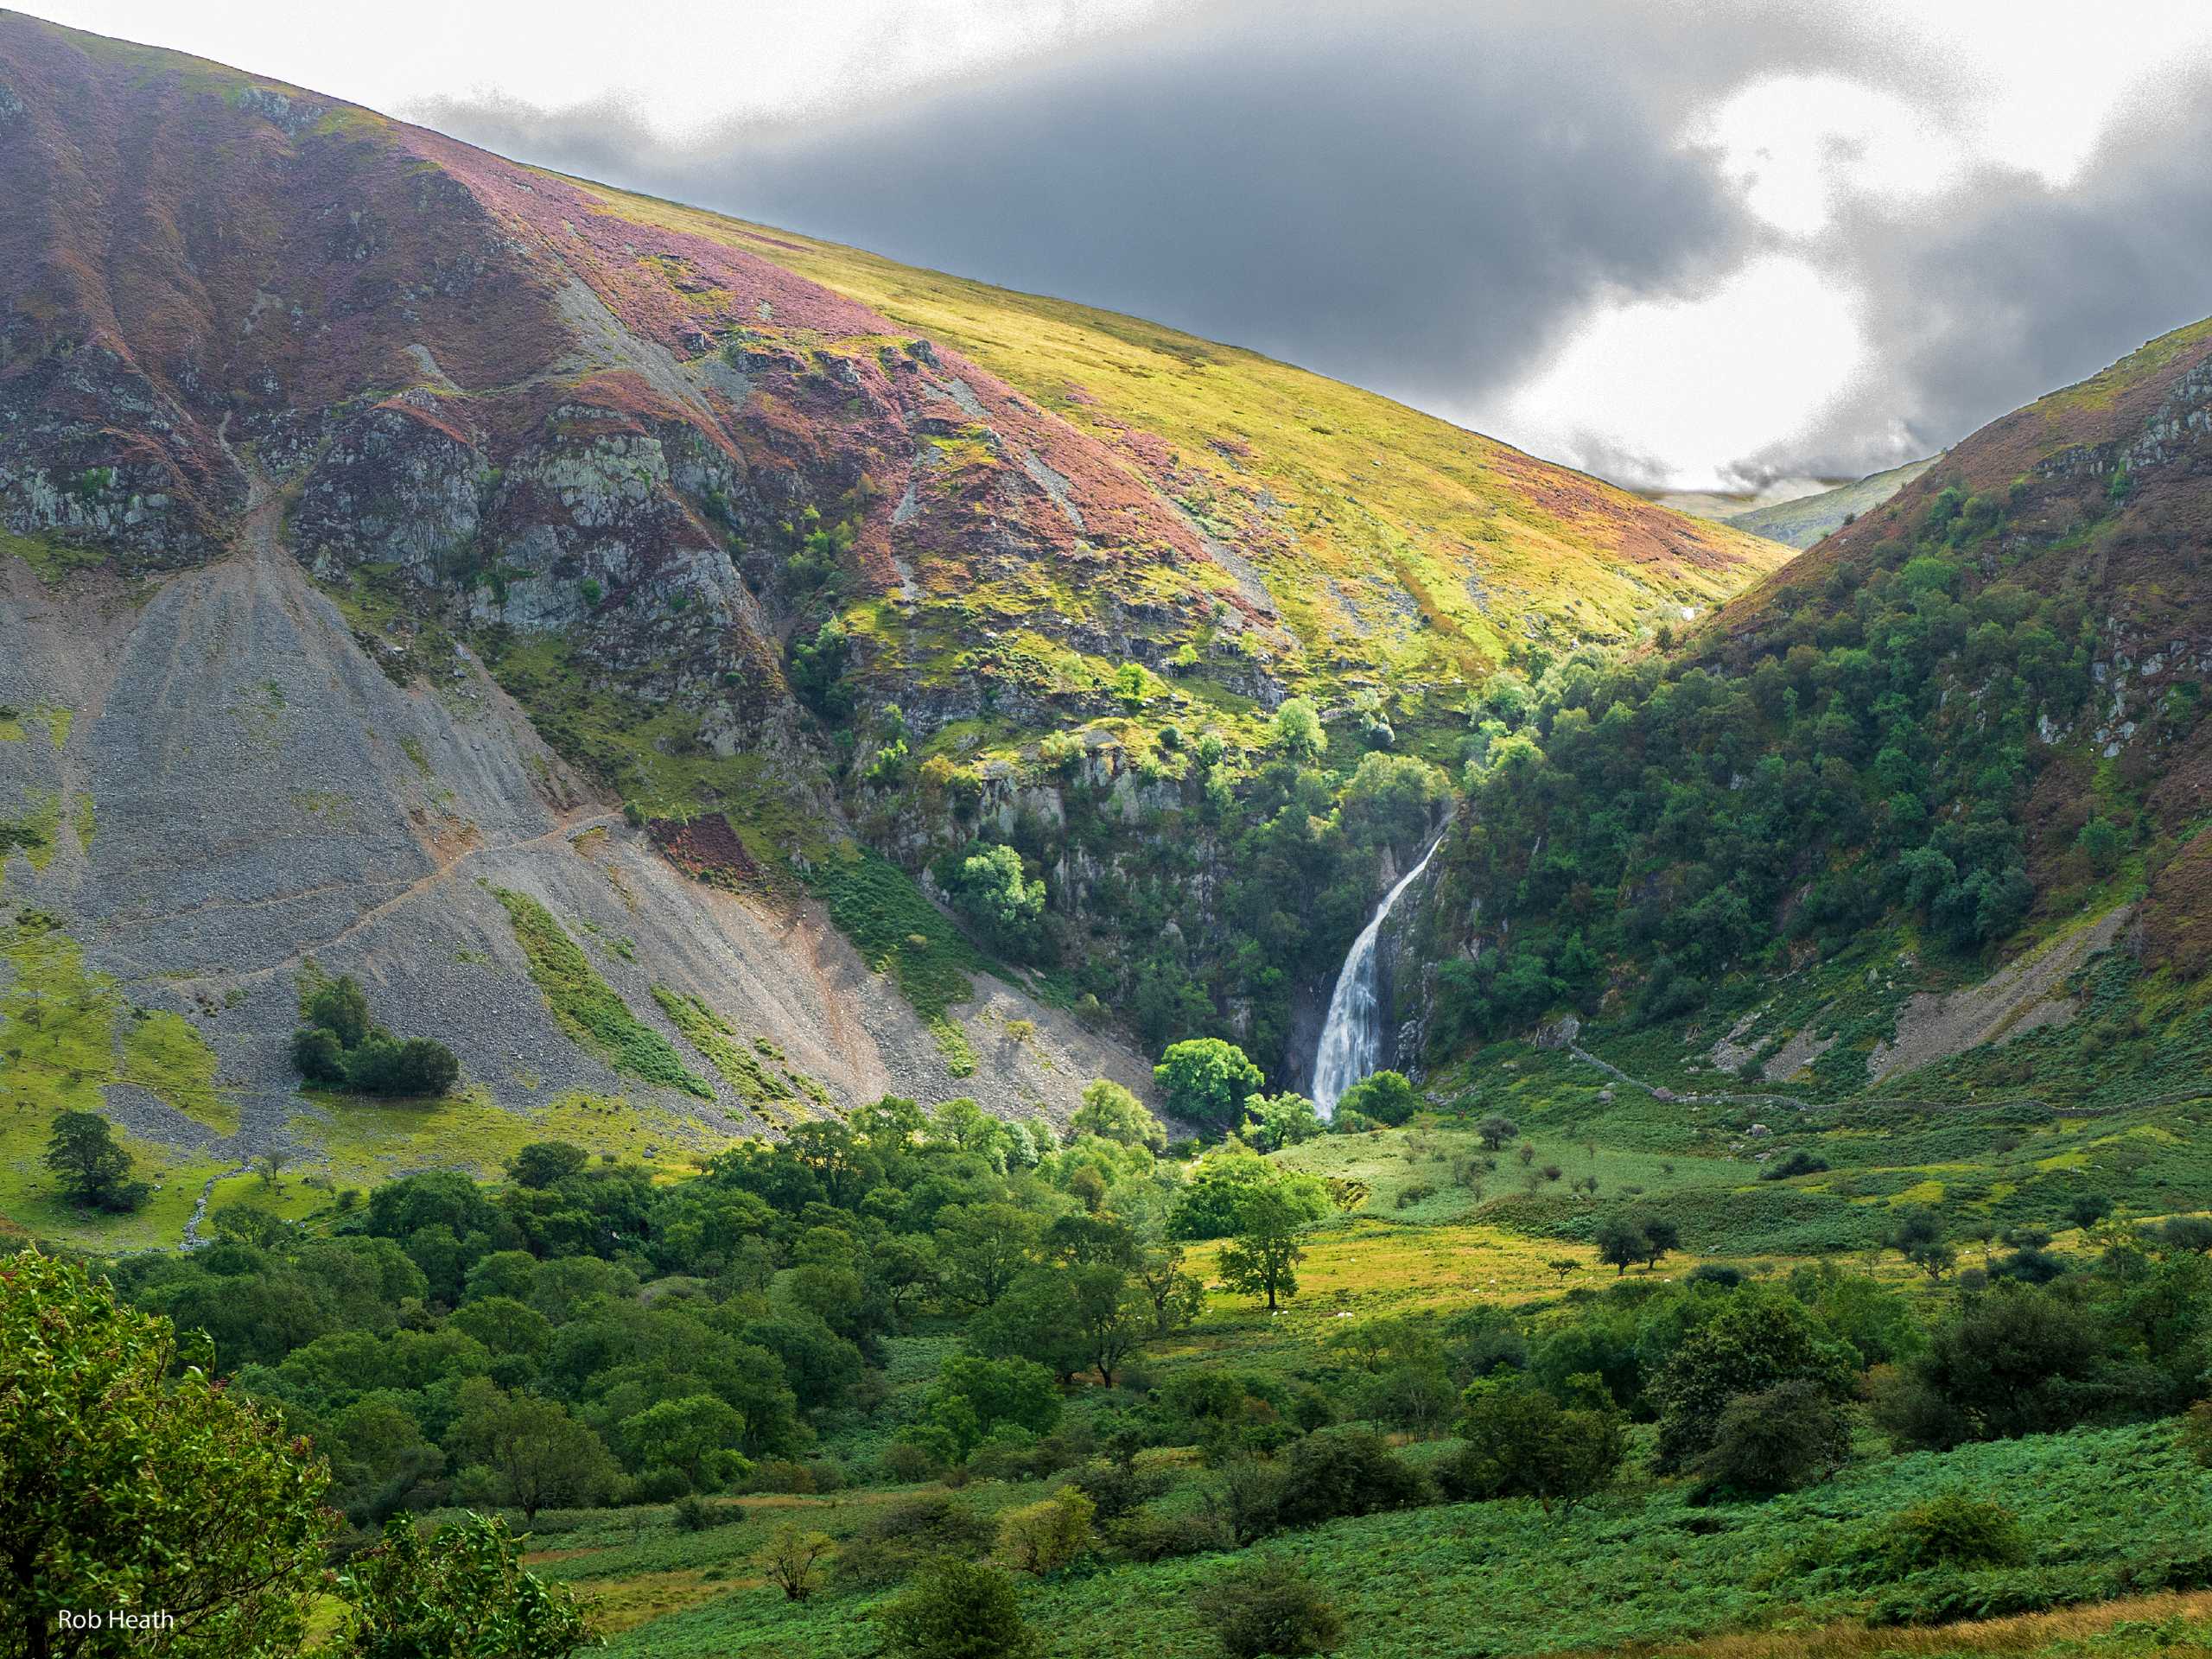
[
  {"left": 1476, "top": 1115, "right": 1519, "bottom": 1151},
  {"left": 1219, "top": 1188, "right": 1309, "bottom": 1311},
  {"left": 42, "top": 1109, "right": 148, "bottom": 1211},
  {"left": 1593, "top": 1216, "right": 1650, "bottom": 1275},
  {"left": 0, "top": 1249, "right": 332, "bottom": 1657},
  {"left": 761, "top": 1523, "right": 836, "bottom": 1602},
  {"left": 1886, "top": 1205, "right": 1956, "bottom": 1279}
]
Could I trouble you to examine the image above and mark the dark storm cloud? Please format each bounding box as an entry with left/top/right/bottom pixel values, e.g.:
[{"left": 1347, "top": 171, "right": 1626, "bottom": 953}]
[
  {"left": 1764, "top": 78, "right": 2212, "bottom": 480},
  {"left": 410, "top": 3, "right": 2212, "bottom": 483},
  {"left": 412, "top": 3, "right": 1823, "bottom": 408}
]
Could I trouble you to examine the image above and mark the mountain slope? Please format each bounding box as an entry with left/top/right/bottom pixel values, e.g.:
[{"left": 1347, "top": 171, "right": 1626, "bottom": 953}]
[
  {"left": 0, "top": 14, "right": 1784, "bottom": 1245},
  {"left": 1725, "top": 456, "right": 1937, "bottom": 549},
  {"left": 1402, "top": 314, "right": 2212, "bottom": 1109}
]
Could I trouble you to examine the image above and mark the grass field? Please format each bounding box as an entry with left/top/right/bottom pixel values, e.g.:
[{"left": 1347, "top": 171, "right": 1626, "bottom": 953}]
[{"left": 498, "top": 1421, "right": 2212, "bottom": 1659}]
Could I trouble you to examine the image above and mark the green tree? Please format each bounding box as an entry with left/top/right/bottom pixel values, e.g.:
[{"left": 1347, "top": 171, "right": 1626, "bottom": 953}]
[
  {"left": 879, "top": 1559, "right": 1041, "bottom": 1659},
  {"left": 1273, "top": 696, "right": 1326, "bottom": 762},
  {"left": 506, "top": 1141, "right": 589, "bottom": 1190},
  {"left": 41, "top": 1110, "right": 147, "bottom": 1212},
  {"left": 444, "top": 1379, "right": 618, "bottom": 1523},
  {"left": 1154, "top": 1038, "right": 1265, "bottom": 1131},
  {"left": 936, "top": 1203, "right": 1043, "bottom": 1308},
  {"left": 947, "top": 843, "right": 1046, "bottom": 951},
  {"left": 1886, "top": 1205, "right": 1955, "bottom": 1279},
  {"left": 304, "top": 974, "right": 372, "bottom": 1048},
  {"left": 1475, "top": 1115, "right": 1519, "bottom": 1151},
  {"left": 1592, "top": 1216, "right": 1649, "bottom": 1275},
  {"left": 1337, "top": 1071, "right": 1419, "bottom": 1127},
  {"left": 926, "top": 1356, "right": 1062, "bottom": 1457},
  {"left": 1198, "top": 1558, "right": 1343, "bottom": 1659},
  {"left": 1242, "top": 1090, "right": 1324, "bottom": 1151},
  {"left": 1069, "top": 1079, "right": 1166, "bottom": 1151},
  {"left": 620, "top": 1395, "right": 747, "bottom": 1492},
  {"left": 1219, "top": 1189, "right": 1309, "bottom": 1310},
  {"left": 1692, "top": 1377, "right": 1851, "bottom": 1499},
  {"left": 1444, "top": 1376, "right": 1624, "bottom": 1514},
  {"left": 1651, "top": 1291, "right": 1857, "bottom": 1469},
  {"left": 996, "top": 1486, "right": 1094, "bottom": 1575},
  {"left": 326, "top": 1513, "right": 594, "bottom": 1658},
  {"left": 1, "top": 1250, "right": 332, "bottom": 1658}
]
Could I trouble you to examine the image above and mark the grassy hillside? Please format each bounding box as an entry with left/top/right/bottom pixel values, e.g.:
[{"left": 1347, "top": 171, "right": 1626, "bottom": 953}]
[{"left": 576, "top": 178, "right": 1787, "bottom": 693}]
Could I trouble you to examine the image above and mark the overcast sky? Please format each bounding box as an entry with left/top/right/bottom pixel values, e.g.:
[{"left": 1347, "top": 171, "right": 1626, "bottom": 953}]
[{"left": 24, "top": 0, "right": 2212, "bottom": 491}]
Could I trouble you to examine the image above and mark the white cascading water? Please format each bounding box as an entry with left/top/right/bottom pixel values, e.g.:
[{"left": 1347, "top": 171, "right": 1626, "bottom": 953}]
[{"left": 1311, "top": 833, "right": 1444, "bottom": 1119}]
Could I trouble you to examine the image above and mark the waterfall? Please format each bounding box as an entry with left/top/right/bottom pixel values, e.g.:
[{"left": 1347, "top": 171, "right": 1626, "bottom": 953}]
[{"left": 1311, "top": 833, "right": 1443, "bottom": 1118}]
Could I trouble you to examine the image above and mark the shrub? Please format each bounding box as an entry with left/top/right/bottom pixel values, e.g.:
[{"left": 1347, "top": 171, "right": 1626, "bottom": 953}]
[
  {"left": 997, "top": 1486, "right": 1094, "bottom": 1574},
  {"left": 759, "top": 1523, "right": 835, "bottom": 1602},
  {"left": 880, "top": 1440, "right": 948, "bottom": 1484},
  {"left": 1116, "top": 1505, "right": 1234, "bottom": 1561},
  {"left": 1877, "top": 1492, "right": 2029, "bottom": 1574},
  {"left": 1338, "top": 1071, "right": 1420, "bottom": 1127},
  {"left": 1198, "top": 1557, "right": 1344, "bottom": 1658},
  {"left": 1760, "top": 1149, "right": 1830, "bottom": 1180},
  {"left": 1270, "top": 1428, "right": 1427, "bottom": 1530},
  {"left": 331, "top": 1514, "right": 592, "bottom": 1658},
  {"left": 838, "top": 1496, "right": 994, "bottom": 1589},
  {"left": 879, "top": 1559, "right": 1041, "bottom": 1659},
  {"left": 671, "top": 1495, "right": 726, "bottom": 1532}
]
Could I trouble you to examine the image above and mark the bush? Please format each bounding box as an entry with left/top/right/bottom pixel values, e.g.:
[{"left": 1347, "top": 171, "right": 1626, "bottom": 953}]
[
  {"left": 1877, "top": 1492, "right": 2029, "bottom": 1574},
  {"left": 1693, "top": 1378, "right": 1851, "bottom": 1499},
  {"left": 1338, "top": 1071, "right": 1420, "bottom": 1127},
  {"left": 671, "top": 1495, "right": 727, "bottom": 1532},
  {"left": 879, "top": 1559, "right": 1041, "bottom": 1659},
  {"left": 1198, "top": 1557, "right": 1344, "bottom": 1658},
  {"left": 1442, "top": 1379, "right": 1625, "bottom": 1512},
  {"left": 880, "top": 1440, "right": 949, "bottom": 1484},
  {"left": 997, "top": 1486, "right": 1094, "bottom": 1575},
  {"left": 838, "top": 1496, "right": 995, "bottom": 1589},
  {"left": 1759, "top": 1149, "right": 1829, "bottom": 1181},
  {"left": 1116, "top": 1505, "right": 1234, "bottom": 1561},
  {"left": 1270, "top": 1428, "right": 1427, "bottom": 1530}
]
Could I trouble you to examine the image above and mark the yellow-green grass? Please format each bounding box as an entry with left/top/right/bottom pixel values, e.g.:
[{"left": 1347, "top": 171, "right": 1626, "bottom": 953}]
[
  {"left": 287, "top": 1085, "right": 745, "bottom": 1192},
  {"left": 560, "top": 176, "right": 1791, "bottom": 699},
  {"left": 1274, "top": 1124, "right": 1746, "bottom": 1224},
  {"left": 1179, "top": 1217, "right": 1707, "bottom": 1351}
]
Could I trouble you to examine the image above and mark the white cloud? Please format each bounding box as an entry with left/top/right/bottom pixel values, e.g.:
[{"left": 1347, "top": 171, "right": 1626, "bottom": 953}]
[{"left": 1497, "top": 256, "right": 1866, "bottom": 492}]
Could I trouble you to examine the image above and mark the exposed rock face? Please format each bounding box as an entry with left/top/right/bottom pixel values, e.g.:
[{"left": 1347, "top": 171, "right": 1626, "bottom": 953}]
[{"left": 0, "top": 534, "right": 1152, "bottom": 1156}]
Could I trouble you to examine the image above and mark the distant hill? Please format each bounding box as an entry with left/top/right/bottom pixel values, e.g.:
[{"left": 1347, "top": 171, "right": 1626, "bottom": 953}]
[{"left": 1726, "top": 456, "right": 1939, "bottom": 548}]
